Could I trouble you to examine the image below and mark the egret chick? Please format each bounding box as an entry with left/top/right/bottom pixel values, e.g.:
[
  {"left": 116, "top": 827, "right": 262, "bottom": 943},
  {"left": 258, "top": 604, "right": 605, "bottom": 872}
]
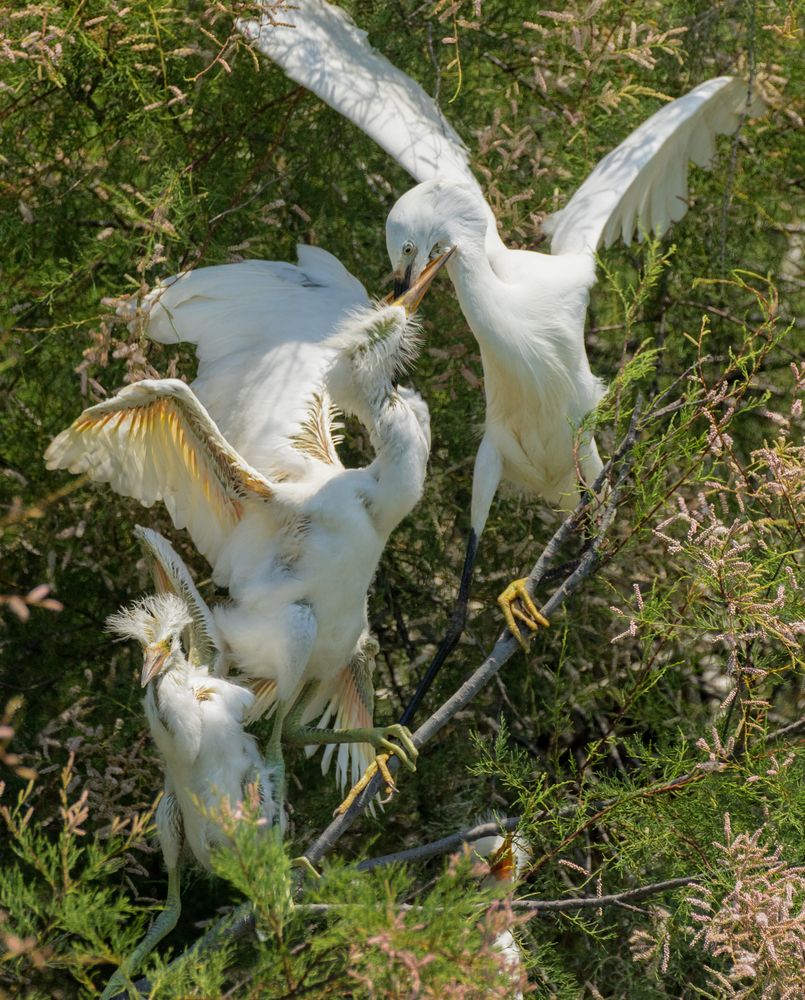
[
  {"left": 104, "top": 584, "right": 274, "bottom": 998},
  {"left": 46, "top": 252, "right": 452, "bottom": 814},
  {"left": 474, "top": 832, "right": 530, "bottom": 999}
]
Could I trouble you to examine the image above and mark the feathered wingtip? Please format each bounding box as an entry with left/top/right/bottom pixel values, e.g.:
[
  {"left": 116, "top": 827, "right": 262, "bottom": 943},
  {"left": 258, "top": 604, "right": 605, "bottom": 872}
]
[{"left": 134, "top": 525, "right": 225, "bottom": 672}]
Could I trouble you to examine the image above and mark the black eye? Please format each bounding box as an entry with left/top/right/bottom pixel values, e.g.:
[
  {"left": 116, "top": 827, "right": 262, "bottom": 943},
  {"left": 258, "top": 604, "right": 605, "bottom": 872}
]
[{"left": 402, "top": 241, "right": 415, "bottom": 255}]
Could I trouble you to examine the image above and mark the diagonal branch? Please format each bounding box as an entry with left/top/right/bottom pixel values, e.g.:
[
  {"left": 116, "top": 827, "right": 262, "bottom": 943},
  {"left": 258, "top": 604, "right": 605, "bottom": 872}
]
[
  {"left": 512, "top": 874, "right": 700, "bottom": 913},
  {"left": 304, "top": 402, "right": 641, "bottom": 865}
]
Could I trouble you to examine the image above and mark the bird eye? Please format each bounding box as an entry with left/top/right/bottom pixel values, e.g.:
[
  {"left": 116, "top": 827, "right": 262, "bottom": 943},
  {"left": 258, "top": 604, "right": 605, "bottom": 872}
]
[
  {"left": 402, "top": 241, "right": 415, "bottom": 256},
  {"left": 429, "top": 244, "right": 443, "bottom": 260}
]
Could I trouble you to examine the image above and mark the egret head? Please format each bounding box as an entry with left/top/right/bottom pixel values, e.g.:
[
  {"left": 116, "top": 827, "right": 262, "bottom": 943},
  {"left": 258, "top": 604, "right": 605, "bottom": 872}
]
[
  {"left": 107, "top": 593, "right": 193, "bottom": 686},
  {"left": 473, "top": 832, "right": 529, "bottom": 888},
  {"left": 326, "top": 247, "right": 453, "bottom": 416},
  {"left": 386, "top": 178, "right": 488, "bottom": 294}
]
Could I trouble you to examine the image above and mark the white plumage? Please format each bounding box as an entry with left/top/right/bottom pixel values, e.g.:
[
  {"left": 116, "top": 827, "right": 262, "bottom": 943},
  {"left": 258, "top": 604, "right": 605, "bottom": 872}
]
[
  {"left": 46, "top": 248, "right": 450, "bottom": 803},
  {"left": 108, "top": 589, "right": 276, "bottom": 868},
  {"left": 103, "top": 560, "right": 275, "bottom": 998},
  {"left": 244, "top": 0, "right": 763, "bottom": 651}
]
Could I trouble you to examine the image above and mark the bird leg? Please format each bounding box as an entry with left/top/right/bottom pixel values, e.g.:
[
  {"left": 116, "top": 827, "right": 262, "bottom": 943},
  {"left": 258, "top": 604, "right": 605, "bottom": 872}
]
[
  {"left": 100, "top": 865, "right": 181, "bottom": 1000},
  {"left": 282, "top": 689, "right": 418, "bottom": 815},
  {"left": 398, "top": 527, "right": 479, "bottom": 727},
  {"left": 286, "top": 717, "right": 418, "bottom": 779},
  {"left": 333, "top": 752, "right": 397, "bottom": 815},
  {"left": 497, "top": 578, "right": 550, "bottom": 652},
  {"left": 264, "top": 702, "right": 290, "bottom": 831}
]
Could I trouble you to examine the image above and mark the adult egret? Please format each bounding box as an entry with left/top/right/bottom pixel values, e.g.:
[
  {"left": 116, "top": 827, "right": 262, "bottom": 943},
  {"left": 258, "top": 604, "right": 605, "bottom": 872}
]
[
  {"left": 104, "top": 527, "right": 275, "bottom": 997},
  {"left": 240, "top": 0, "right": 763, "bottom": 706},
  {"left": 46, "top": 248, "right": 451, "bottom": 810}
]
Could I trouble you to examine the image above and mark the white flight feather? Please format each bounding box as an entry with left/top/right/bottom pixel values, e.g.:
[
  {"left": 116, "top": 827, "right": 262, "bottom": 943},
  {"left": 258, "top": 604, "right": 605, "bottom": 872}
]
[
  {"left": 237, "top": 1, "right": 481, "bottom": 198},
  {"left": 139, "top": 246, "right": 368, "bottom": 482},
  {"left": 545, "top": 77, "right": 765, "bottom": 254},
  {"left": 44, "top": 379, "right": 274, "bottom": 566}
]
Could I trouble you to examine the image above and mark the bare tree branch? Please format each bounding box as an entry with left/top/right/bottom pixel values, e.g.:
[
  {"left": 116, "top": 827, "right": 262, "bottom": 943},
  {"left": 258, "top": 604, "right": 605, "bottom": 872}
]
[
  {"left": 356, "top": 816, "right": 520, "bottom": 872},
  {"left": 304, "top": 402, "right": 642, "bottom": 865},
  {"left": 512, "top": 874, "right": 700, "bottom": 913},
  {"left": 228, "top": 875, "right": 702, "bottom": 918}
]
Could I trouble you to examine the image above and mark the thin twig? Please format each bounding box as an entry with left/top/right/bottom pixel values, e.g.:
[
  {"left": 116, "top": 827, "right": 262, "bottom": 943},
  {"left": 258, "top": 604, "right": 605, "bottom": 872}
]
[{"left": 512, "top": 874, "right": 700, "bottom": 912}]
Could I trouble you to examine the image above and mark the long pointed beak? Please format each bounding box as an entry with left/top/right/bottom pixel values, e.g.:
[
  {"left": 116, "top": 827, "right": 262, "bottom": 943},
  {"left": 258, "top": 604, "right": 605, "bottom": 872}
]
[
  {"left": 141, "top": 644, "right": 168, "bottom": 687},
  {"left": 391, "top": 247, "right": 455, "bottom": 315}
]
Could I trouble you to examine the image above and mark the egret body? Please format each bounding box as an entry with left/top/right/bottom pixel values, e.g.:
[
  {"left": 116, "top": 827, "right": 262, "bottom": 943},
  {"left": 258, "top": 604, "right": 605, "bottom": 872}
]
[
  {"left": 46, "top": 251, "right": 451, "bottom": 811},
  {"left": 104, "top": 532, "right": 274, "bottom": 997},
  {"left": 242, "top": 0, "right": 763, "bottom": 706}
]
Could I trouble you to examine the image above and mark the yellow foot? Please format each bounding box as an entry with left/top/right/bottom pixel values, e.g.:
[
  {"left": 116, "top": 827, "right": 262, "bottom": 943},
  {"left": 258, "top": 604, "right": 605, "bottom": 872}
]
[
  {"left": 291, "top": 855, "right": 321, "bottom": 879},
  {"left": 335, "top": 749, "right": 405, "bottom": 816},
  {"left": 497, "top": 578, "right": 550, "bottom": 652}
]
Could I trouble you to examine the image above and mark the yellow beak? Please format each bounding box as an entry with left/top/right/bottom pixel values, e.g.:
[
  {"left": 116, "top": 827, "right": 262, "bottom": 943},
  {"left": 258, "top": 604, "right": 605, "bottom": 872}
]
[
  {"left": 141, "top": 643, "right": 168, "bottom": 687},
  {"left": 390, "top": 247, "right": 455, "bottom": 315}
]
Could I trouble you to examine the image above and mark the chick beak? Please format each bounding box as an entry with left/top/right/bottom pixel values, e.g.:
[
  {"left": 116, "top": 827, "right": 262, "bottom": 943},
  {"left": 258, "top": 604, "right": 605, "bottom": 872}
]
[
  {"left": 392, "top": 247, "right": 455, "bottom": 314},
  {"left": 141, "top": 644, "right": 168, "bottom": 687},
  {"left": 487, "top": 833, "right": 516, "bottom": 882}
]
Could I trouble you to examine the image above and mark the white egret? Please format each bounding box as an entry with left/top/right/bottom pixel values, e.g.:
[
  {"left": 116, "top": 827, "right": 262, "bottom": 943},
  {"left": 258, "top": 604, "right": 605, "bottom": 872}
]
[
  {"left": 46, "top": 249, "right": 451, "bottom": 811},
  {"left": 104, "top": 527, "right": 275, "bottom": 998},
  {"left": 241, "top": 0, "right": 764, "bottom": 711}
]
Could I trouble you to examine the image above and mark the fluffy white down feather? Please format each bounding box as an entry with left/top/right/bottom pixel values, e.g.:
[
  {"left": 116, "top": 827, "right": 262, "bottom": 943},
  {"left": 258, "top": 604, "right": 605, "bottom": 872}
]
[
  {"left": 48, "top": 249, "right": 432, "bottom": 794},
  {"left": 108, "top": 592, "right": 278, "bottom": 867},
  {"left": 145, "top": 664, "right": 278, "bottom": 866}
]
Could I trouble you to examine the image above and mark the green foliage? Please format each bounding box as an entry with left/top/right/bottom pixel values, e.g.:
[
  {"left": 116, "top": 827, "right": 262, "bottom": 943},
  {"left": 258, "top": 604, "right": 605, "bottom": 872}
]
[{"left": 1, "top": 0, "right": 803, "bottom": 997}]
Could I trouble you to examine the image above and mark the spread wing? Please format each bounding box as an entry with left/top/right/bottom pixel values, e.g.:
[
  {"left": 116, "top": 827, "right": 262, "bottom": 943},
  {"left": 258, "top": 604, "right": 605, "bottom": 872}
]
[
  {"left": 134, "top": 525, "right": 226, "bottom": 675},
  {"left": 238, "top": 0, "right": 483, "bottom": 199},
  {"left": 545, "top": 77, "right": 764, "bottom": 255},
  {"left": 138, "top": 247, "right": 366, "bottom": 481},
  {"left": 45, "top": 379, "right": 273, "bottom": 565}
]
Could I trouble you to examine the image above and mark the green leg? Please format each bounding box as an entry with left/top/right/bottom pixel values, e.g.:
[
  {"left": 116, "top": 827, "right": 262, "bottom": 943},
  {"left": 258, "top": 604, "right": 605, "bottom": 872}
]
[
  {"left": 283, "top": 683, "right": 418, "bottom": 815},
  {"left": 101, "top": 866, "right": 181, "bottom": 999},
  {"left": 284, "top": 708, "right": 419, "bottom": 773},
  {"left": 266, "top": 699, "right": 290, "bottom": 828}
]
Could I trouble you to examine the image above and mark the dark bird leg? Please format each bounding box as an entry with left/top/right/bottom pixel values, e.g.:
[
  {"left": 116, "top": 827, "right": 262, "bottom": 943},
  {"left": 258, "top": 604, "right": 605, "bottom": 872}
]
[{"left": 399, "top": 527, "right": 479, "bottom": 728}]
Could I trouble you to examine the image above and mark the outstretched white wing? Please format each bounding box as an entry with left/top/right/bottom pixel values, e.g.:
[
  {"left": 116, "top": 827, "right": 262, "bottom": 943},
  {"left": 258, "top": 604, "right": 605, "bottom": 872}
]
[
  {"left": 45, "top": 379, "right": 273, "bottom": 565},
  {"left": 238, "top": 0, "right": 483, "bottom": 199},
  {"left": 134, "top": 526, "right": 226, "bottom": 674},
  {"left": 545, "top": 77, "right": 763, "bottom": 255},
  {"left": 140, "top": 246, "right": 366, "bottom": 480}
]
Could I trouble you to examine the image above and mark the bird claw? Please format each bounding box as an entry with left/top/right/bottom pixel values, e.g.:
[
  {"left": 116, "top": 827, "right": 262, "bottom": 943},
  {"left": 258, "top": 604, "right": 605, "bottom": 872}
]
[
  {"left": 334, "top": 753, "right": 397, "bottom": 815},
  {"left": 497, "top": 578, "right": 549, "bottom": 651},
  {"left": 334, "top": 722, "right": 419, "bottom": 816},
  {"left": 290, "top": 855, "right": 321, "bottom": 879}
]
